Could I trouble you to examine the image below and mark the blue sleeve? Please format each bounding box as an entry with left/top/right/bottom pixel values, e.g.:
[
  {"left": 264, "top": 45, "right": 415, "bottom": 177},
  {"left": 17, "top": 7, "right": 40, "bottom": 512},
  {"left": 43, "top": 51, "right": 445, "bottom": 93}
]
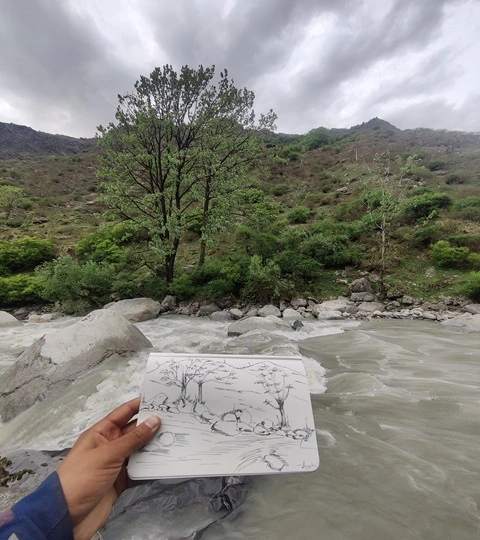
[{"left": 0, "top": 472, "right": 73, "bottom": 540}]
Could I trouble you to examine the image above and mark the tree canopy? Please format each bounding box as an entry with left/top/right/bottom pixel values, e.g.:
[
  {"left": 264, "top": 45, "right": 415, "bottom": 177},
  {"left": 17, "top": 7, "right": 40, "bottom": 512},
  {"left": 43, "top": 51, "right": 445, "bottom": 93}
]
[{"left": 97, "top": 65, "right": 276, "bottom": 282}]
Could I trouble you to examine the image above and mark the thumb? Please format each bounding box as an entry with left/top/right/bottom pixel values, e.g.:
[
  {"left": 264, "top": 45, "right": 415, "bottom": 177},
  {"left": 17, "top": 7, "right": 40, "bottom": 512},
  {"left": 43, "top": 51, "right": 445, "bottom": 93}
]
[{"left": 110, "top": 415, "right": 161, "bottom": 459}]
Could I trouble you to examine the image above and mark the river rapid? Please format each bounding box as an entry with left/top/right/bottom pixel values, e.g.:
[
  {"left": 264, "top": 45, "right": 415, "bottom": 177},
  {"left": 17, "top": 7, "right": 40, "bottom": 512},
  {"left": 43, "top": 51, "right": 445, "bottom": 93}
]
[{"left": 0, "top": 315, "right": 479, "bottom": 539}]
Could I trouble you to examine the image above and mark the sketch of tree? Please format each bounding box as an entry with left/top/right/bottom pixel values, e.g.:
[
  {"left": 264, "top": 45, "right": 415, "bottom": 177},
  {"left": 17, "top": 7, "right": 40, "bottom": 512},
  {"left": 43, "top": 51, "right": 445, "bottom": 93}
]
[
  {"left": 253, "top": 363, "right": 294, "bottom": 428},
  {"left": 151, "top": 359, "right": 205, "bottom": 405},
  {"left": 189, "top": 359, "right": 236, "bottom": 403}
]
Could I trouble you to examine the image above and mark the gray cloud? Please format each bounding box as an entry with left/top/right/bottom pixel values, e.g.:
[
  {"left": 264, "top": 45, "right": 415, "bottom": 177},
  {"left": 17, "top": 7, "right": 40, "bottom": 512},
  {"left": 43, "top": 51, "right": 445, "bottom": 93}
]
[{"left": 0, "top": 0, "right": 478, "bottom": 136}]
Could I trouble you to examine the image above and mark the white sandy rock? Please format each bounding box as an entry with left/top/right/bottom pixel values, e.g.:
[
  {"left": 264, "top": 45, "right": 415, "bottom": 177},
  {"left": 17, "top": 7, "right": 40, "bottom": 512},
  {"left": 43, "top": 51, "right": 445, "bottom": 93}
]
[
  {"left": 210, "top": 310, "right": 233, "bottom": 322},
  {"left": 465, "top": 304, "right": 480, "bottom": 315},
  {"left": 258, "top": 304, "right": 281, "bottom": 318},
  {"left": 229, "top": 308, "right": 243, "bottom": 320},
  {"left": 0, "top": 309, "right": 152, "bottom": 422},
  {"left": 0, "top": 311, "right": 20, "bottom": 327},
  {"left": 316, "top": 310, "right": 343, "bottom": 320},
  {"left": 441, "top": 313, "right": 480, "bottom": 333},
  {"left": 282, "top": 308, "right": 302, "bottom": 321},
  {"left": 227, "top": 315, "right": 290, "bottom": 337},
  {"left": 104, "top": 297, "right": 161, "bottom": 322},
  {"left": 357, "top": 302, "right": 385, "bottom": 314}
]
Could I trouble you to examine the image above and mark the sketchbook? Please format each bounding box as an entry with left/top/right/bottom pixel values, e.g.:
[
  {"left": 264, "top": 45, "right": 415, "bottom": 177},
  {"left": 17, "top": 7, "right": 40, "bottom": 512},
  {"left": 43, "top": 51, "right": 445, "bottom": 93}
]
[{"left": 128, "top": 353, "right": 319, "bottom": 479}]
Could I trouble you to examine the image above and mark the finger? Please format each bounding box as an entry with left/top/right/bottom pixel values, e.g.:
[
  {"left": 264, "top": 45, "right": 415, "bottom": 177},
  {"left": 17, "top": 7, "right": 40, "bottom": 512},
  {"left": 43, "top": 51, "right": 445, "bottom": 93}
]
[
  {"left": 108, "top": 415, "right": 161, "bottom": 459},
  {"left": 95, "top": 397, "right": 141, "bottom": 433},
  {"left": 122, "top": 419, "right": 138, "bottom": 436}
]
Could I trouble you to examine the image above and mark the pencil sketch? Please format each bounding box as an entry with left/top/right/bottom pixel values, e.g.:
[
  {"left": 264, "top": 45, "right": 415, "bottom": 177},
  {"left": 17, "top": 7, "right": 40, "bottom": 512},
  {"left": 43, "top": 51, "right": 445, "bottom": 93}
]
[{"left": 128, "top": 353, "right": 319, "bottom": 479}]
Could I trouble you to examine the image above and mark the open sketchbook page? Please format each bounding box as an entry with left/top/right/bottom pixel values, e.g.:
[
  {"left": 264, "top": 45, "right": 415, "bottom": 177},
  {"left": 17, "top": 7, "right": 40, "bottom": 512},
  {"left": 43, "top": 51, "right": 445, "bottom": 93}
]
[{"left": 128, "top": 353, "right": 319, "bottom": 479}]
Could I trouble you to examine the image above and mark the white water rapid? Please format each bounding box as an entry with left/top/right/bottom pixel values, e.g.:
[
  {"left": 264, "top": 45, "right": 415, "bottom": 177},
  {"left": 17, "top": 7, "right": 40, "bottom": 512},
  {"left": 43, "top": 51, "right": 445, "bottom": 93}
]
[{"left": 0, "top": 315, "right": 479, "bottom": 539}]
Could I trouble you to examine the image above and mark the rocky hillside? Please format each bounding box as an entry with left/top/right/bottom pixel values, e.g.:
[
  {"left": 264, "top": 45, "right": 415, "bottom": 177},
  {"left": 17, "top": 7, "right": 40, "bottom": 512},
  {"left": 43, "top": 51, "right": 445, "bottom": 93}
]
[{"left": 0, "top": 122, "right": 95, "bottom": 159}]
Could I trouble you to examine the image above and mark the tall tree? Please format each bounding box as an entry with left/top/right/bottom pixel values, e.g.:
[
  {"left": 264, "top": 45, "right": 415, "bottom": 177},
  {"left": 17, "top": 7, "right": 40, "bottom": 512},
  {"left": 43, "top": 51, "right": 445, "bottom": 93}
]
[{"left": 97, "top": 65, "right": 276, "bottom": 282}]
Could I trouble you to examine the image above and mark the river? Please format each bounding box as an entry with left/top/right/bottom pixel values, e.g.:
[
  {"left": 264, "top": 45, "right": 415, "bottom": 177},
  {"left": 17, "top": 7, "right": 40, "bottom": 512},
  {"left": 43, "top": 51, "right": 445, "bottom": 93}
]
[{"left": 0, "top": 315, "right": 479, "bottom": 539}]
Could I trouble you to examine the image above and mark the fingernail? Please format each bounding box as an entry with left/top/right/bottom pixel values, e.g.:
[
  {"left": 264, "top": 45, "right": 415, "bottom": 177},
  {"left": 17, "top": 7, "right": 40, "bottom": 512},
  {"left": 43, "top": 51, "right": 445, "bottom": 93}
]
[{"left": 144, "top": 415, "right": 161, "bottom": 429}]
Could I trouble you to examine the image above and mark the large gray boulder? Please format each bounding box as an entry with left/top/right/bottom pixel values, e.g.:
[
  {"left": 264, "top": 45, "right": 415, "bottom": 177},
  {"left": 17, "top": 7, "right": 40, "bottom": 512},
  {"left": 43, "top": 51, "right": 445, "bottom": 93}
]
[
  {"left": 227, "top": 316, "right": 290, "bottom": 337},
  {"left": 282, "top": 308, "right": 302, "bottom": 321},
  {"left": 258, "top": 304, "right": 281, "bottom": 317},
  {"left": 465, "top": 304, "right": 480, "bottom": 315},
  {"left": 350, "top": 277, "right": 372, "bottom": 293},
  {"left": 312, "top": 298, "right": 352, "bottom": 316},
  {"left": 441, "top": 313, "right": 480, "bottom": 333},
  {"left": 104, "top": 297, "right": 161, "bottom": 322},
  {"left": 357, "top": 301, "right": 385, "bottom": 314},
  {"left": 316, "top": 310, "right": 343, "bottom": 320},
  {"left": 0, "top": 311, "right": 21, "bottom": 327},
  {"left": 0, "top": 310, "right": 152, "bottom": 422},
  {"left": 210, "top": 310, "right": 233, "bottom": 322}
]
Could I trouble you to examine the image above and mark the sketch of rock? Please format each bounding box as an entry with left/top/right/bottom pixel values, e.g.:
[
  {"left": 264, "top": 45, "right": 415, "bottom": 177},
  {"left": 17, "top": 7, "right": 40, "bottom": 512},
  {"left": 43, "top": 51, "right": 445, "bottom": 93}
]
[
  {"left": 292, "top": 428, "right": 312, "bottom": 441},
  {"left": 238, "top": 410, "right": 252, "bottom": 425},
  {"left": 237, "top": 422, "right": 254, "bottom": 433},
  {"left": 253, "top": 424, "right": 271, "bottom": 436},
  {"left": 158, "top": 432, "right": 176, "bottom": 446},
  {"left": 263, "top": 452, "right": 287, "bottom": 471},
  {"left": 211, "top": 420, "right": 239, "bottom": 437},
  {"left": 221, "top": 408, "right": 244, "bottom": 423}
]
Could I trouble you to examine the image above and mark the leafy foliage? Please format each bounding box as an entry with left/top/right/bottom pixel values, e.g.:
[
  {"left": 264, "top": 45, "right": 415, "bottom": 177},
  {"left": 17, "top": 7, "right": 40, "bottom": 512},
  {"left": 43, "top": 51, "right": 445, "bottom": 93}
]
[
  {"left": 36, "top": 256, "right": 115, "bottom": 313},
  {"left": 0, "top": 237, "right": 55, "bottom": 275},
  {"left": 0, "top": 274, "right": 40, "bottom": 305},
  {"left": 460, "top": 272, "right": 480, "bottom": 301},
  {"left": 287, "top": 206, "right": 312, "bottom": 224},
  {"left": 402, "top": 192, "right": 452, "bottom": 222},
  {"left": 429, "top": 241, "right": 471, "bottom": 268}
]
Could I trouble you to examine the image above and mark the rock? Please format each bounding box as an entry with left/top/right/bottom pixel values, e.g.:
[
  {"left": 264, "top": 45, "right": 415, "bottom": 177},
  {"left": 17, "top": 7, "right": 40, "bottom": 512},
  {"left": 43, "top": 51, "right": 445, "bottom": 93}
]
[
  {"left": 282, "top": 308, "right": 302, "bottom": 320},
  {"left": 425, "top": 267, "right": 436, "bottom": 277},
  {"left": 423, "top": 311, "right": 437, "bottom": 320},
  {"left": 178, "top": 302, "right": 198, "bottom": 316},
  {"left": 13, "top": 307, "right": 30, "bottom": 320},
  {"left": 357, "top": 302, "right": 385, "bottom": 314},
  {"left": 291, "top": 320, "right": 304, "bottom": 330},
  {"left": 465, "top": 304, "right": 480, "bottom": 315},
  {"left": 258, "top": 304, "right": 281, "bottom": 318},
  {"left": 210, "top": 310, "right": 233, "bottom": 321},
  {"left": 351, "top": 292, "right": 375, "bottom": 302},
  {"left": 344, "top": 305, "right": 358, "bottom": 315},
  {"left": 229, "top": 308, "right": 243, "bottom": 320},
  {"left": 279, "top": 301, "right": 288, "bottom": 312},
  {"left": 350, "top": 277, "right": 372, "bottom": 293},
  {"left": 245, "top": 308, "right": 258, "bottom": 317},
  {"left": 314, "top": 298, "right": 352, "bottom": 313},
  {"left": 0, "top": 310, "right": 152, "bottom": 422},
  {"left": 441, "top": 313, "right": 480, "bottom": 333},
  {"left": 27, "top": 312, "right": 62, "bottom": 324},
  {"left": 401, "top": 295, "right": 414, "bottom": 305},
  {"left": 197, "top": 302, "right": 221, "bottom": 316},
  {"left": 291, "top": 297, "right": 307, "bottom": 309},
  {"left": 160, "top": 295, "right": 177, "bottom": 309},
  {"left": 0, "top": 311, "right": 20, "bottom": 327},
  {"left": 104, "top": 298, "right": 161, "bottom": 322},
  {"left": 316, "top": 310, "right": 343, "bottom": 320},
  {"left": 227, "top": 316, "right": 290, "bottom": 337}
]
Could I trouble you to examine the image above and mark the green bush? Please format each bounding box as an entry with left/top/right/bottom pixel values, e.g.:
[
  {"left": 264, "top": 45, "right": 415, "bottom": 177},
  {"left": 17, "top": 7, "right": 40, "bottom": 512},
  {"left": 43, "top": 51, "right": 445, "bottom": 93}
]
[
  {"left": 0, "top": 237, "right": 56, "bottom": 275},
  {"left": 76, "top": 223, "right": 137, "bottom": 263},
  {"left": 427, "top": 159, "right": 445, "bottom": 171},
  {"left": 402, "top": 193, "right": 452, "bottom": 222},
  {"left": 452, "top": 196, "right": 480, "bottom": 221},
  {"left": 413, "top": 225, "right": 445, "bottom": 246},
  {"left": 287, "top": 206, "right": 312, "bottom": 224},
  {"left": 460, "top": 272, "right": 480, "bottom": 301},
  {"left": 429, "top": 241, "right": 470, "bottom": 268},
  {"left": 36, "top": 256, "right": 115, "bottom": 313},
  {"left": 447, "top": 234, "right": 480, "bottom": 251},
  {"left": 235, "top": 227, "right": 279, "bottom": 260},
  {"left": 271, "top": 183, "right": 290, "bottom": 196},
  {"left": 303, "top": 127, "right": 334, "bottom": 151},
  {"left": 243, "top": 255, "right": 284, "bottom": 303},
  {"left": 168, "top": 273, "right": 196, "bottom": 299},
  {"left": 0, "top": 274, "right": 40, "bottom": 306}
]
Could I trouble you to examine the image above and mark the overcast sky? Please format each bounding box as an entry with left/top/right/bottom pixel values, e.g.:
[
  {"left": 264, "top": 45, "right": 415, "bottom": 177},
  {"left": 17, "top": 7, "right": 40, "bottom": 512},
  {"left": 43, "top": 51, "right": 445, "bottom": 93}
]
[{"left": 1, "top": 0, "right": 479, "bottom": 137}]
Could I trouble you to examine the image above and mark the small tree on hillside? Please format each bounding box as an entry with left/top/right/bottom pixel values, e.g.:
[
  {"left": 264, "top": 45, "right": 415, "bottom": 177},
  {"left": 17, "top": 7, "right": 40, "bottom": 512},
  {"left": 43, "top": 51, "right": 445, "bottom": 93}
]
[
  {"left": 363, "top": 152, "right": 408, "bottom": 298},
  {"left": 0, "top": 186, "right": 28, "bottom": 220},
  {"left": 97, "top": 65, "right": 276, "bottom": 282}
]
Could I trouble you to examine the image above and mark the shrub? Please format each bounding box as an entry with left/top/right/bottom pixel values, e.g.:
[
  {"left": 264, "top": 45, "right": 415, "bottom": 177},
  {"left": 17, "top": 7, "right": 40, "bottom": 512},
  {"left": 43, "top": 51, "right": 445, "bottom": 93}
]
[
  {"left": 445, "top": 174, "right": 463, "bottom": 185},
  {"left": 76, "top": 223, "right": 137, "bottom": 263},
  {"left": 429, "top": 241, "right": 470, "bottom": 268},
  {"left": 0, "top": 274, "right": 40, "bottom": 306},
  {"left": 402, "top": 193, "right": 452, "bottom": 222},
  {"left": 243, "top": 255, "right": 284, "bottom": 303},
  {"left": 452, "top": 196, "right": 480, "bottom": 221},
  {"left": 413, "top": 225, "right": 445, "bottom": 246},
  {"left": 460, "top": 272, "right": 480, "bottom": 301},
  {"left": 0, "top": 237, "right": 56, "bottom": 275},
  {"left": 235, "top": 227, "right": 279, "bottom": 260},
  {"left": 287, "top": 206, "right": 312, "bottom": 224},
  {"left": 36, "top": 256, "right": 115, "bottom": 313},
  {"left": 427, "top": 159, "right": 445, "bottom": 171},
  {"left": 168, "top": 273, "right": 196, "bottom": 299},
  {"left": 447, "top": 234, "right": 480, "bottom": 251},
  {"left": 272, "top": 183, "right": 290, "bottom": 196}
]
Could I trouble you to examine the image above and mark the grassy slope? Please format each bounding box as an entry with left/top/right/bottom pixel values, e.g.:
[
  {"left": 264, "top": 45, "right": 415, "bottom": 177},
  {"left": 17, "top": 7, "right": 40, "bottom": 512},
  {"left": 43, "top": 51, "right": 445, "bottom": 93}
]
[{"left": 1, "top": 120, "right": 479, "bottom": 301}]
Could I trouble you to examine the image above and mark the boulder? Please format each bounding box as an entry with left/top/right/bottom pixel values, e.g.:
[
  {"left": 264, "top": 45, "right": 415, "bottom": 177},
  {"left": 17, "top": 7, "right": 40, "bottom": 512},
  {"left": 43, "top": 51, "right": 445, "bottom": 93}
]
[
  {"left": 210, "top": 310, "right": 233, "bottom": 322},
  {"left": 27, "top": 312, "right": 62, "bottom": 324},
  {"left": 351, "top": 292, "right": 375, "bottom": 302},
  {"left": 350, "top": 277, "right": 372, "bottom": 293},
  {"left": 197, "top": 302, "right": 221, "bottom": 316},
  {"left": 229, "top": 308, "right": 243, "bottom": 320},
  {"left": 282, "top": 308, "right": 302, "bottom": 320},
  {"left": 313, "top": 298, "right": 352, "bottom": 313},
  {"left": 245, "top": 308, "right": 258, "bottom": 317},
  {"left": 0, "top": 311, "right": 20, "bottom": 327},
  {"left": 227, "top": 316, "right": 290, "bottom": 337},
  {"left": 291, "top": 297, "right": 307, "bottom": 309},
  {"left": 258, "top": 304, "right": 281, "bottom": 318},
  {"left": 357, "top": 302, "right": 385, "bottom": 314},
  {"left": 316, "top": 310, "right": 343, "bottom": 320},
  {"left": 13, "top": 308, "right": 30, "bottom": 321},
  {"left": 465, "top": 304, "right": 480, "bottom": 315},
  {"left": 0, "top": 310, "right": 152, "bottom": 422},
  {"left": 401, "top": 295, "right": 414, "bottom": 305},
  {"left": 160, "top": 295, "right": 177, "bottom": 310},
  {"left": 441, "top": 313, "right": 480, "bottom": 333},
  {"left": 104, "top": 298, "right": 161, "bottom": 322}
]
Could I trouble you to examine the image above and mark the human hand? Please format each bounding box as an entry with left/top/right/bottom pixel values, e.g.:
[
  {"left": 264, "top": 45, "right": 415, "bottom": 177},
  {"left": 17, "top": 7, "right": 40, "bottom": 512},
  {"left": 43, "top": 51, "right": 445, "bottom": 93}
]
[{"left": 57, "top": 397, "right": 161, "bottom": 540}]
